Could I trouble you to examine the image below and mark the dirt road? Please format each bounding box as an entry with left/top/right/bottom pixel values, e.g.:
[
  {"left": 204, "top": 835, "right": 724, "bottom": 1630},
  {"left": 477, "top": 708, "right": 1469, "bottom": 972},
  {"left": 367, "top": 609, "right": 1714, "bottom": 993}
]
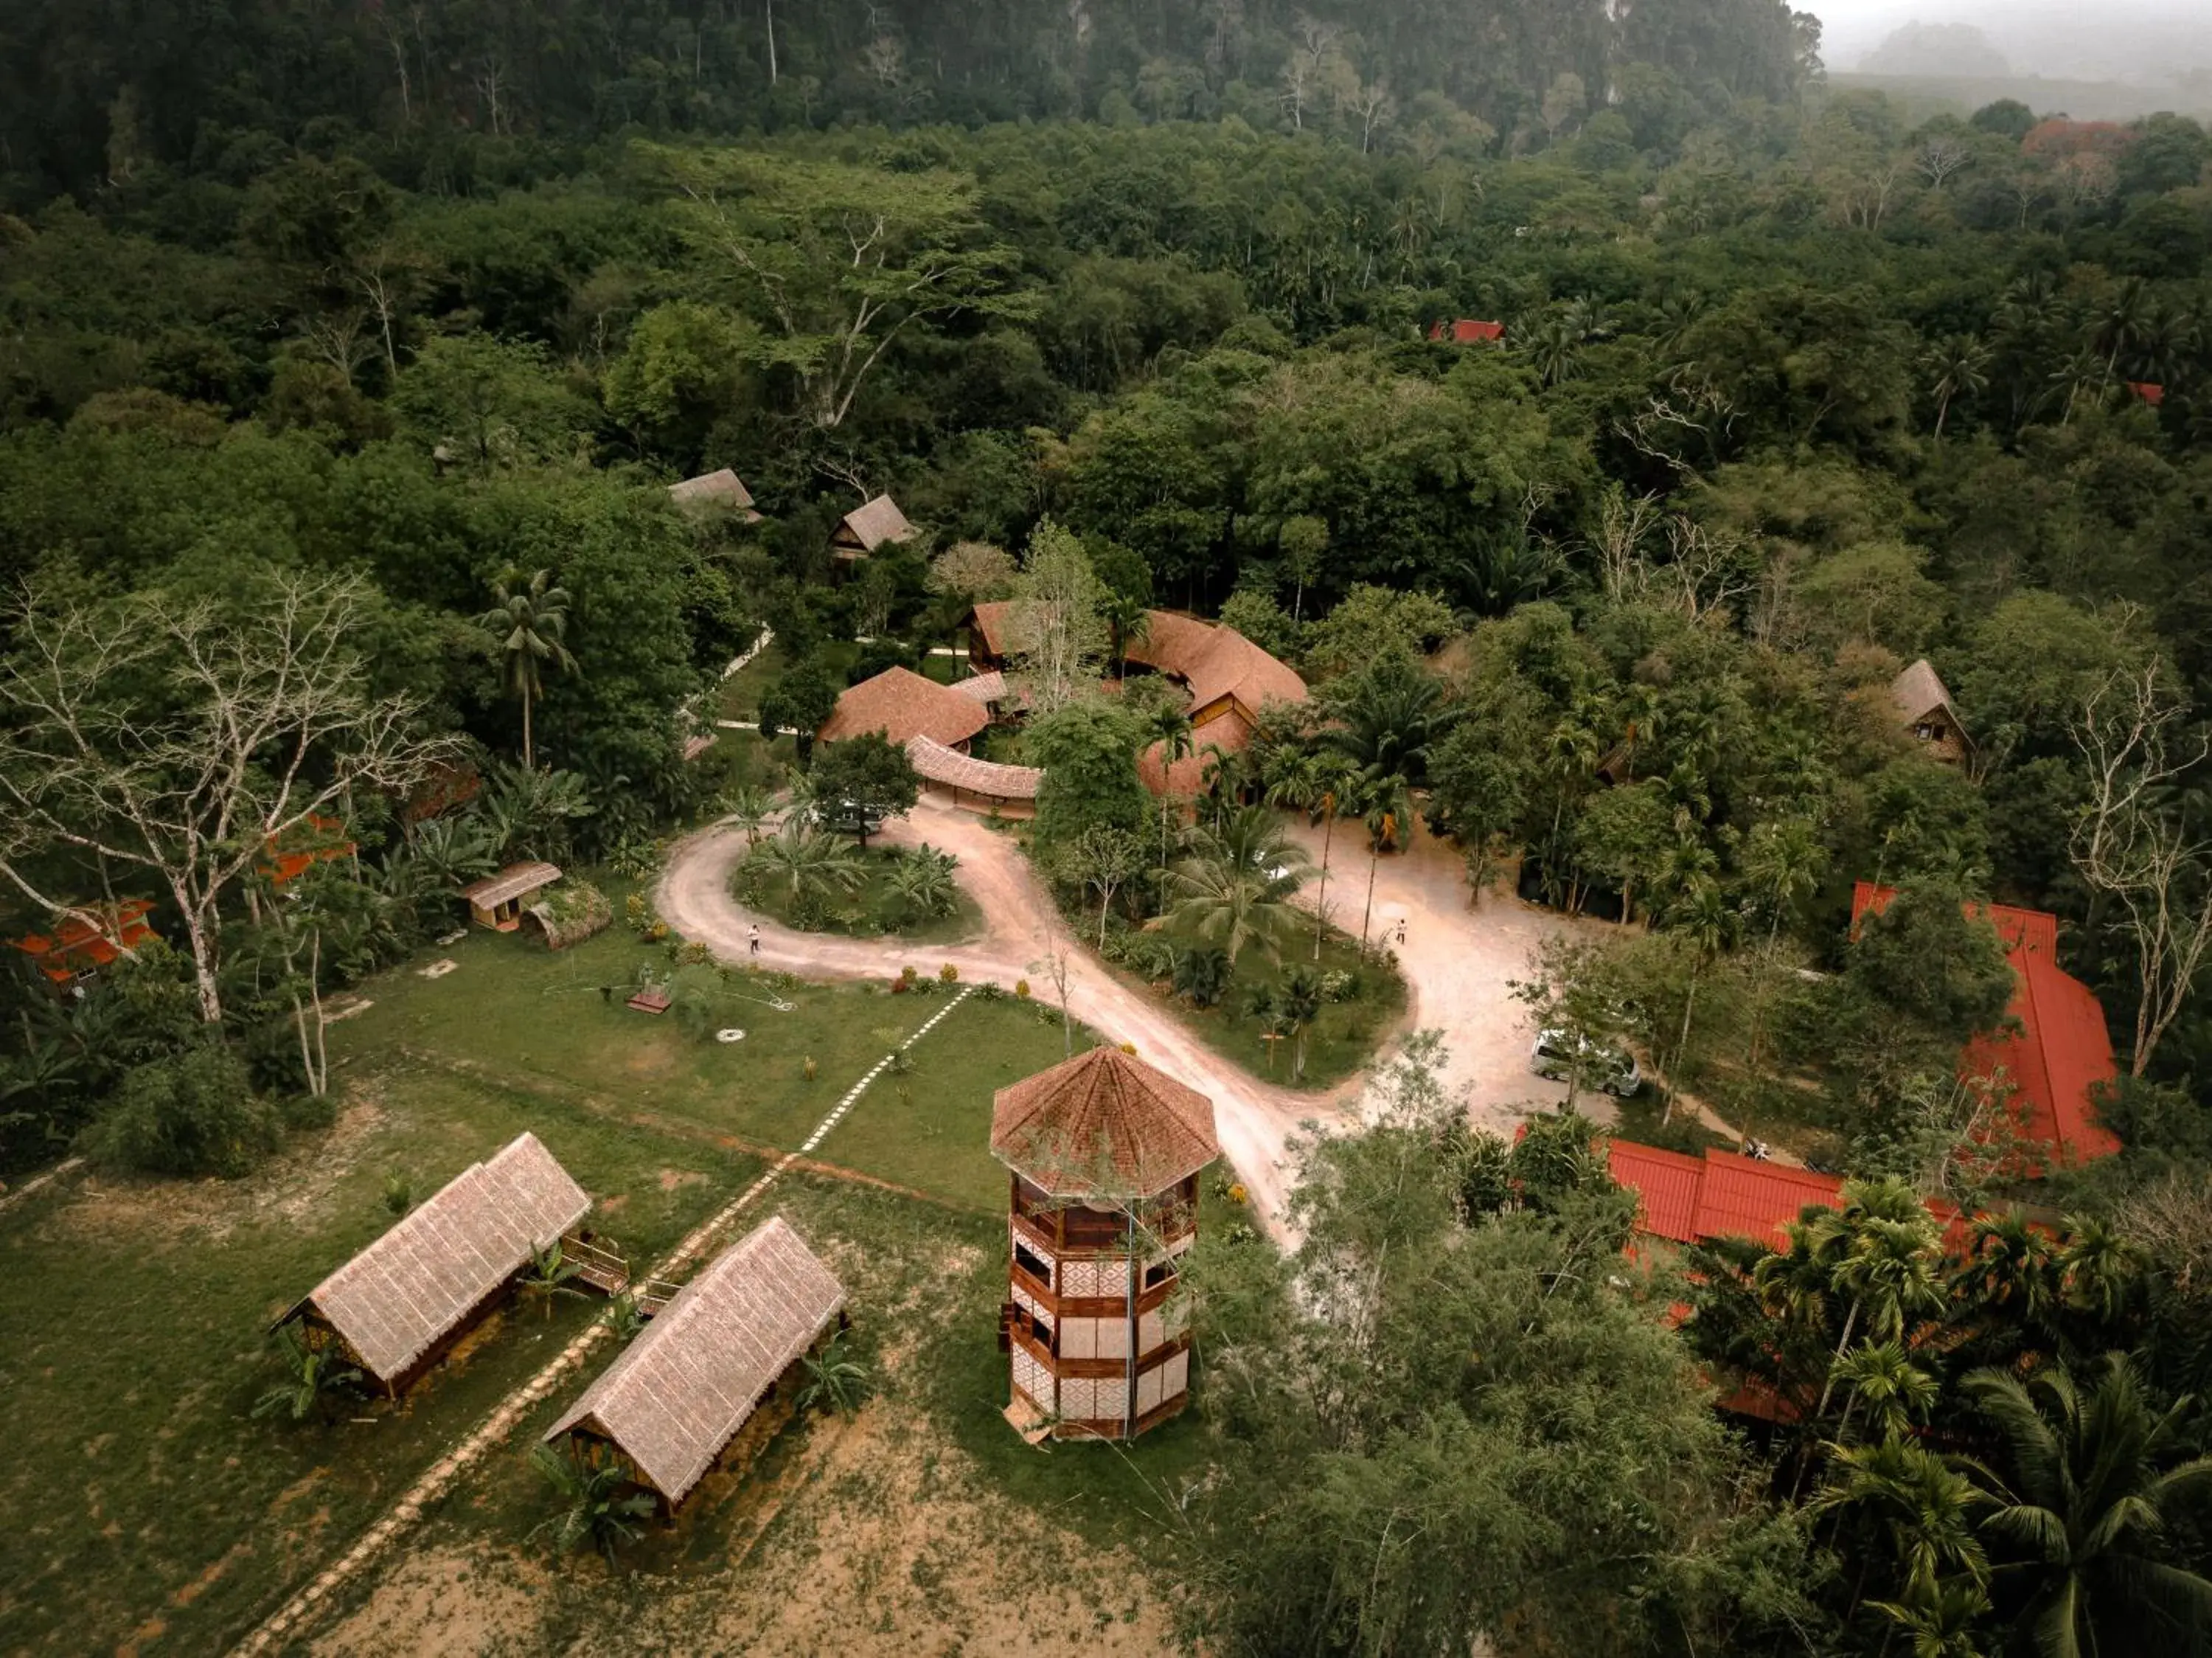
[{"left": 657, "top": 799, "right": 1331, "bottom": 1239}]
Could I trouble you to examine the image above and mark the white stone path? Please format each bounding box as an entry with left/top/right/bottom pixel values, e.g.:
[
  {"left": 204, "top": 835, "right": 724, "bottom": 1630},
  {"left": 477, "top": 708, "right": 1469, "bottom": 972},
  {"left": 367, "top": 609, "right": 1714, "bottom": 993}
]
[{"left": 230, "top": 988, "right": 975, "bottom": 1657}]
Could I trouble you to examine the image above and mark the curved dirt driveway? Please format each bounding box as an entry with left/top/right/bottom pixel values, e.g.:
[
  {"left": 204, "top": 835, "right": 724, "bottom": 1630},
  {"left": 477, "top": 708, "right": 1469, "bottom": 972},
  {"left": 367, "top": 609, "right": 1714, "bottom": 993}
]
[{"left": 658, "top": 799, "right": 1332, "bottom": 1239}]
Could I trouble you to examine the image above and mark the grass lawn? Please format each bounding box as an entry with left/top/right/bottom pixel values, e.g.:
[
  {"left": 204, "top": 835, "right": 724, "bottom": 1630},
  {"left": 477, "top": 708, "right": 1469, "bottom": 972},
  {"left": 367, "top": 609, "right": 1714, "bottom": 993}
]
[
  {"left": 0, "top": 1065, "right": 753, "bottom": 1656},
  {"left": 714, "top": 640, "right": 860, "bottom": 726},
  {"left": 733, "top": 842, "right": 987, "bottom": 947},
  {"left": 1115, "top": 925, "right": 1409, "bottom": 1092},
  {"left": 0, "top": 898, "right": 1266, "bottom": 1654}
]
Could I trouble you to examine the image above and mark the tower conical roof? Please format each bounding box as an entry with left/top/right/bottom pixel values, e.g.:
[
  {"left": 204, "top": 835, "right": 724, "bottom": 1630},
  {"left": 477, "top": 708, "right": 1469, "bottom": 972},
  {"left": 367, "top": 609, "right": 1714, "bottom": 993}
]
[{"left": 990, "top": 1046, "right": 1220, "bottom": 1199}]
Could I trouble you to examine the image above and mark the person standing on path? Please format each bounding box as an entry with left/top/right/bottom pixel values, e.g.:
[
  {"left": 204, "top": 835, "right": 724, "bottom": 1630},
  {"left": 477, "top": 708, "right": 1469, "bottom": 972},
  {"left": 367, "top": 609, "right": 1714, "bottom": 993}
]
[{"left": 748, "top": 923, "right": 760, "bottom": 957}]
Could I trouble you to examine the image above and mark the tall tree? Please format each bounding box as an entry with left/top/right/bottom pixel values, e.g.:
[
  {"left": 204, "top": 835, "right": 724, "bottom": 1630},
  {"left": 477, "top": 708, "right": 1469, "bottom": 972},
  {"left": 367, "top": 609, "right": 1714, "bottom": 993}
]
[
  {"left": 478, "top": 567, "right": 577, "bottom": 770},
  {"left": 0, "top": 575, "right": 443, "bottom": 1024}
]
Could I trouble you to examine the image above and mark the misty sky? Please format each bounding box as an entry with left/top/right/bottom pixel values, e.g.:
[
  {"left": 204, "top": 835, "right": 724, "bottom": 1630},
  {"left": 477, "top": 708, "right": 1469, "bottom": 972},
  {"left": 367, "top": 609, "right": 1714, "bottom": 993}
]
[{"left": 1815, "top": 0, "right": 2211, "bottom": 79}]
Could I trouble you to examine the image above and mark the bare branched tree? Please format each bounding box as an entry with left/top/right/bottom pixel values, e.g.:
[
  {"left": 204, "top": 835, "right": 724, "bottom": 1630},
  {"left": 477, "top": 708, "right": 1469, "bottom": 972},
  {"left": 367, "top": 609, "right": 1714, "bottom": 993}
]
[
  {"left": 0, "top": 574, "right": 451, "bottom": 1024},
  {"left": 2070, "top": 658, "right": 2212, "bottom": 1075},
  {"left": 1915, "top": 136, "right": 1971, "bottom": 192}
]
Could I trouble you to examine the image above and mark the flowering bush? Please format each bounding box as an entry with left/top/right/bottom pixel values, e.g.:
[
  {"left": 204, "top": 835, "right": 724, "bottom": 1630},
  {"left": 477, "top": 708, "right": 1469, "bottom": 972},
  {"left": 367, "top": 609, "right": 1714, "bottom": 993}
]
[
  {"left": 1015, "top": 979, "right": 1032, "bottom": 999},
  {"left": 939, "top": 962, "right": 959, "bottom": 983}
]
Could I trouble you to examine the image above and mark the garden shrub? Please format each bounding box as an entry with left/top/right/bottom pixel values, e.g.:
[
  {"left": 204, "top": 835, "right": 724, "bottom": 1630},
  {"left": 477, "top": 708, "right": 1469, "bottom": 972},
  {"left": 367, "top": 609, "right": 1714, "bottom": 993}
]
[
  {"left": 82, "top": 1044, "right": 281, "bottom": 1178},
  {"left": 939, "top": 962, "right": 959, "bottom": 982}
]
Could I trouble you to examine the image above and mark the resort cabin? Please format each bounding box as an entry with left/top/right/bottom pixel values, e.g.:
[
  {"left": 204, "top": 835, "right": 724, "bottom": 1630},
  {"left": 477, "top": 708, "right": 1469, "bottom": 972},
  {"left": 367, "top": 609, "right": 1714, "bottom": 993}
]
[
  {"left": 905, "top": 735, "right": 1041, "bottom": 819},
  {"left": 992, "top": 1047, "right": 1220, "bottom": 1442},
  {"left": 829, "top": 494, "right": 917, "bottom": 565},
  {"left": 964, "top": 602, "right": 1308, "bottom": 802},
  {"left": 818, "top": 666, "right": 990, "bottom": 752},
  {"left": 1428, "top": 319, "right": 1506, "bottom": 344},
  {"left": 667, "top": 468, "right": 763, "bottom": 523},
  {"left": 9, "top": 898, "right": 157, "bottom": 992},
  {"left": 459, "top": 861, "right": 563, "bottom": 932},
  {"left": 544, "top": 1215, "right": 845, "bottom": 1511},
  {"left": 1891, "top": 659, "right": 1972, "bottom": 766},
  {"left": 274, "top": 1131, "right": 619, "bottom": 1396}
]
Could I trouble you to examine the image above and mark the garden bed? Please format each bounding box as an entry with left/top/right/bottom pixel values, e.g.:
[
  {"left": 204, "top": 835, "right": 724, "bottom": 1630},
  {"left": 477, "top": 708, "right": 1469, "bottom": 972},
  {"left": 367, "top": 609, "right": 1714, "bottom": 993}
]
[{"left": 731, "top": 843, "right": 985, "bottom": 946}]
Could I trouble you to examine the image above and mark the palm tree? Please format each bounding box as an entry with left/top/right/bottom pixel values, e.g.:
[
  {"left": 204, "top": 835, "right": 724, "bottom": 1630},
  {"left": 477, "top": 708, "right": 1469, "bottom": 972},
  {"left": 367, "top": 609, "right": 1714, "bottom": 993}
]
[
  {"left": 518, "top": 1241, "right": 588, "bottom": 1321},
  {"left": 478, "top": 568, "right": 577, "bottom": 769},
  {"left": 798, "top": 1330, "right": 872, "bottom": 1415},
  {"left": 1355, "top": 771, "right": 1412, "bottom": 954},
  {"left": 2096, "top": 277, "right": 2154, "bottom": 380},
  {"left": 1833, "top": 1339, "right": 1941, "bottom": 1444},
  {"left": 1265, "top": 751, "right": 1355, "bottom": 961},
  {"left": 2057, "top": 1216, "right": 2143, "bottom": 1331},
  {"left": 746, "top": 820, "right": 868, "bottom": 908},
  {"left": 1655, "top": 869, "right": 1737, "bottom": 1123},
  {"left": 251, "top": 1326, "right": 364, "bottom": 1423},
  {"left": 1966, "top": 1355, "right": 2212, "bottom": 1658},
  {"left": 1322, "top": 653, "right": 1452, "bottom": 783},
  {"left": 1955, "top": 1213, "right": 2063, "bottom": 1336},
  {"left": 1868, "top": 1578, "right": 1994, "bottom": 1658},
  {"left": 1743, "top": 814, "right": 1828, "bottom": 945},
  {"left": 717, "top": 784, "right": 776, "bottom": 847},
  {"left": 1276, "top": 964, "right": 1325, "bottom": 1082},
  {"left": 529, "top": 1444, "right": 658, "bottom": 1564},
  {"left": 1925, "top": 333, "right": 1992, "bottom": 438},
  {"left": 1102, "top": 589, "right": 1151, "bottom": 679},
  {"left": 887, "top": 848, "right": 957, "bottom": 922},
  {"left": 1166, "top": 807, "right": 1312, "bottom": 969},
  {"left": 1811, "top": 1434, "right": 1989, "bottom": 1604},
  {"left": 1141, "top": 704, "right": 1195, "bottom": 874}
]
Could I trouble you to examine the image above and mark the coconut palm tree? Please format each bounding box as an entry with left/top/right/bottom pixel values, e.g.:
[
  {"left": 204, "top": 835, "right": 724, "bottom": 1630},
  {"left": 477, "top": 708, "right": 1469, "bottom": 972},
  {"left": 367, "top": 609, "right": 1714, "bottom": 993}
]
[
  {"left": 1354, "top": 771, "right": 1412, "bottom": 954},
  {"left": 1265, "top": 750, "right": 1356, "bottom": 960},
  {"left": 746, "top": 820, "right": 868, "bottom": 909},
  {"left": 2096, "top": 277, "right": 2154, "bottom": 380},
  {"left": 1926, "top": 333, "right": 1992, "bottom": 438},
  {"left": 478, "top": 568, "right": 577, "bottom": 769},
  {"left": 251, "top": 1326, "right": 364, "bottom": 1423},
  {"left": 1743, "top": 814, "right": 1828, "bottom": 945},
  {"left": 529, "top": 1444, "right": 657, "bottom": 1564},
  {"left": 1166, "top": 807, "right": 1312, "bottom": 969},
  {"left": 1966, "top": 1354, "right": 2212, "bottom": 1658}
]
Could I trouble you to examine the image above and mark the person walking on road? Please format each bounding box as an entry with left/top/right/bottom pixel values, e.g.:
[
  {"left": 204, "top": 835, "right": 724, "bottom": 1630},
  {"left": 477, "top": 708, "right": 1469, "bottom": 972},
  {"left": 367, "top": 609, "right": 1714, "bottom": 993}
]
[{"left": 748, "top": 923, "right": 761, "bottom": 957}]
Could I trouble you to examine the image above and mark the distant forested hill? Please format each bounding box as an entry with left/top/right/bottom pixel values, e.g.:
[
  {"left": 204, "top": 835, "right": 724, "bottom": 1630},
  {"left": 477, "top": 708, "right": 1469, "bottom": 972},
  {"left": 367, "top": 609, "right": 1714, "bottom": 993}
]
[{"left": 0, "top": 0, "right": 1820, "bottom": 201}]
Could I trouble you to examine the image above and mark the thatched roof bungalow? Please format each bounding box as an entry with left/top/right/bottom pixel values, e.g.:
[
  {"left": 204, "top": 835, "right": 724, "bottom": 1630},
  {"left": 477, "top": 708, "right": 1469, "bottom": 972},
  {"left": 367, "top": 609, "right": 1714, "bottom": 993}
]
[
  {"left": 276, "top": 1132, "right": 592, "bottom": 1393},
  {"left": 459, "top": 862, "right": 563, "bottom": 932},
  {"left": 667, "top": 468, "right": 762, "bottom": 522},
  {"left": 830, "top": 495, "right": 917, "bottom": 561},
  {"left": 819, "top": 666, "right": 990, "bottom": 750},
  {"left": 1891, "top": 659, "right": 1972, "bottom": 765},
  {"left": 905, "top": 735, "right": 1040, "bottom": 816},
  {"left": 546, "top": 1216, "right": 845, "bottom": 1508}
]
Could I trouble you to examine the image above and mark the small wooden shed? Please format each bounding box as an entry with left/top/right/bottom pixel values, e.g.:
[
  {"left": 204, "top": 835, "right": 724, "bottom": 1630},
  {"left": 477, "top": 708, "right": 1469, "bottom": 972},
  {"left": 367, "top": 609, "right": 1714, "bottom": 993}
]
[
  {"left": 544, "top": 1215, "right": 846, "bottom": 1509},
  {"left": 459, "top": 862, "right": 563, "bottom": 932},
  {"left": 1891, "top": 659, "right": 1972, "bottom": 766},
  {"left": 830, "top": 494, "right": 917, "bottom": 563},
  {"left": 274, "top": 1132, "right": 610, "bottom": 1395}
]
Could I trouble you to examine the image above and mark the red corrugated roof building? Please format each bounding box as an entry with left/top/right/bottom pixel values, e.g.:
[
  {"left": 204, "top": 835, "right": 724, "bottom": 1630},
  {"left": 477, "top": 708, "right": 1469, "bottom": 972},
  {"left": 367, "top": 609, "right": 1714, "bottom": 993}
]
[
  {"left": 1428, "top": 319, "right": 1506, "bottom": 344},
  {"left": 260, "top": 815, "right": 358, "bottom": 887},
  {"left": 1605, "top": 1142, "right": 1844, "bottom": 1249},
  {"left": 10, "top": 899, "right": 158, "bottom": 985},
  {"left": 1851, "top": 883, "right": 2121, "bottom": 1167},
  {"left": 2127, "top": 382, "right": 2165, "bottom": 407}
]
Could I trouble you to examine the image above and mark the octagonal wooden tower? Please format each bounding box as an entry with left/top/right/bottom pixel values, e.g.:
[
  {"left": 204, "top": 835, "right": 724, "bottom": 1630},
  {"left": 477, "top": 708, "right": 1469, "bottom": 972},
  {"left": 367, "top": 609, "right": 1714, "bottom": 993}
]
[{"left": 991, "top": 1046, "right": 1220, "bottom": 1441}]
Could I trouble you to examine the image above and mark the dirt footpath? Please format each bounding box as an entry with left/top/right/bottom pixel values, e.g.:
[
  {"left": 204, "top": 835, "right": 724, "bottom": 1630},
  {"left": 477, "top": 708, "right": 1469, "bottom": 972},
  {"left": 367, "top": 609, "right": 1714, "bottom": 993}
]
[{"left": 657, "top": 799, "right": 1330, "bottom": 1242}]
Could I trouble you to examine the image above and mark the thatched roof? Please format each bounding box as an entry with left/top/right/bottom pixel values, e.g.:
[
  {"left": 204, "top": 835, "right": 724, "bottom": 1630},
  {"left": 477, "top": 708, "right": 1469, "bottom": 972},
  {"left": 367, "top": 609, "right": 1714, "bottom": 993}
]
[
  {"left": 528, "top": 881, "right": 612, "bottom": 951},
  {"left": 1180, "top": 626, "right": 1307, "bottom": 719},
  {"left": 906, "top": 736, "right": 1042, "bottom": 801},
  {"left": 285, "top": 1133, "right": 589, "bottom": 1384},
  {"left": 967, "top": 600, "right": 1015, "bottom": 658},
  {"left": 951, "top": 670, "right": 1008, "bottom": 704},
  {"left": 1891, "top": 659, "right": 1964, "bottom": 731},
  {"left": 992, "top": 1047, "right": 1220, "bottom": 1199},
  {"left": 1123, "top": 611, "right": 1222, "bottom": 681},
  {"left": 667, "top": 469, "right": 758, "bottom": 514},
  {"left": 460, "top": 862, "right": 563, "bottom": 910},
  {"left": 546, "top": 1216, "right": 844, "bottom": 1503},
  {"left": 832, "top": 494, "right": 916, "bottom": 555},
  {"left": 819, "top": 667, "right": 990, "bottom": 749}
]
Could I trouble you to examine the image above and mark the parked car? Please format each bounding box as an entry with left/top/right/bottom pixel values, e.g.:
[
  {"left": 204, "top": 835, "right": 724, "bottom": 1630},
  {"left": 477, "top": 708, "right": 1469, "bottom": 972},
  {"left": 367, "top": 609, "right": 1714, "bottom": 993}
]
[{"left": 1529, "top": 1029, "right": 1642, "bottom": 1097}]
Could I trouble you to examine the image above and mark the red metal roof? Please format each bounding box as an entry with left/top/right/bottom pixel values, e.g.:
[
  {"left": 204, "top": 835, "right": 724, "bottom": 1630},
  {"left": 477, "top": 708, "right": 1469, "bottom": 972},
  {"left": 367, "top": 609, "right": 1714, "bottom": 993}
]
[
  {"left": 1605, "top": 1142, "right": 1843, "bottom": 1249},
  {"left": 2127, "top": 382, "right": 2165, "bottom": 407},
  {"left": 1429, "top": 319, "right": 1506, "bottom": 344},
  {"left": 1851, "top": 883, "right": 2121, "bottom": 1166},
  {"left": 11, "top": 899, "right": 158, "bottom": 982}
]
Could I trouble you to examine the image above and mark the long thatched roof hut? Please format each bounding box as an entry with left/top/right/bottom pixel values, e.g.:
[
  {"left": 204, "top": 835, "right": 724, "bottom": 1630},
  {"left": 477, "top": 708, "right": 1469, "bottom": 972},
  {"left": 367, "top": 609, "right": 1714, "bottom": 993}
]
[
  {"left": 276, "top": 1132, "right": 591, "bottom": 1392},
  {"left": 545, "top": 1216, "right": 845, "bottom": 1507}
]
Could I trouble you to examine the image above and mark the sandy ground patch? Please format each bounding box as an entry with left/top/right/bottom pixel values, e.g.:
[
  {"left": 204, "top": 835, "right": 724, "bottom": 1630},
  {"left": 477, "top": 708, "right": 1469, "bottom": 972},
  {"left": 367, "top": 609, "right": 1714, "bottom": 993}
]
[{"left": 312, "top": 1544, "right": 553, "bottom": 1658}]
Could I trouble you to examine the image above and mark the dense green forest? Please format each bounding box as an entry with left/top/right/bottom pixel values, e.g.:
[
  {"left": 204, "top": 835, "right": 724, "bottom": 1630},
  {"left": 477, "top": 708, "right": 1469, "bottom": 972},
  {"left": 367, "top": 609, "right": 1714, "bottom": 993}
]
[{"left": 4, "top": 2, "right": 2212, "bottom": 1651}]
